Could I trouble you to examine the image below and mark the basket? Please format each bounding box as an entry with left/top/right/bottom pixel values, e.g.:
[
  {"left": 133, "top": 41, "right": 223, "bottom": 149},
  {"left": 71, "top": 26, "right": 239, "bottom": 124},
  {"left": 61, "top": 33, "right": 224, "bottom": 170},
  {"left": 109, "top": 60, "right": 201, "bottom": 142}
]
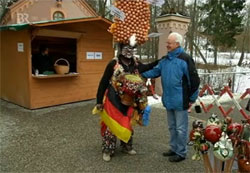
[{"left": 54, "top": 58, "right": 70, "bottom": 74}]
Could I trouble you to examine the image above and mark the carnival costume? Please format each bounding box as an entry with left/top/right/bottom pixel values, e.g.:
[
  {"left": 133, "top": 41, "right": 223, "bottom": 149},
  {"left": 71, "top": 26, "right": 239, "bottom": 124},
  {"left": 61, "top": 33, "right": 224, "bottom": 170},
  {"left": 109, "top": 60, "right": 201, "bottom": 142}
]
[
  {"left": 93, "top": 0, "right": 156, "bottom": 162},
  {"left": 94, "top": 43, "right": 158, "bottom": 161}
]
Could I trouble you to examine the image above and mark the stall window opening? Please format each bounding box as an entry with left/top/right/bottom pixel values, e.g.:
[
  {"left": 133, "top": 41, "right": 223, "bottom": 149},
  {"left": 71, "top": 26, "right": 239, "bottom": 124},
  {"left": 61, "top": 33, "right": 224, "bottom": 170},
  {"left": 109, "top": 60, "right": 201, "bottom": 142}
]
[{"left": 31, "top": 36, "right": 77, "bottom": 75}]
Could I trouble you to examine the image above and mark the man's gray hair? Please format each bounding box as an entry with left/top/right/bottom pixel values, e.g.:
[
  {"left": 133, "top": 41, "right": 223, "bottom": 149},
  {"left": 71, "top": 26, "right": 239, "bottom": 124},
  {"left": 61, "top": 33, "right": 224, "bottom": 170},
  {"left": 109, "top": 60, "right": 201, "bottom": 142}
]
[{"left": 169, "top": 32, "right": 183, "bottom": 45}]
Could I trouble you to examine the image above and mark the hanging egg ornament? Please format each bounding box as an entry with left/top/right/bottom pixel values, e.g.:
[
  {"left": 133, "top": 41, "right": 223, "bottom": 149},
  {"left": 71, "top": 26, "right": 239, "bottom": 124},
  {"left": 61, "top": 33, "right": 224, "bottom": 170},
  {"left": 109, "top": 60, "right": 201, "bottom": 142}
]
[
  {"left": 199, "top": 142, "right": 210, "bottom": 153},
  {"left": 227, "top": 122, "right": 243, "bottom": 136},
  {"left": 207, "top": 114, "right": 222, "bottom": 127},
  {"left": 238, "top": 157, "right": 250, "bottom": 173},
  {"left": 109, "top": 0, "right": 151, "bottom": 45},
  {"left": 192, "top": 120, "right": 204, "bottom": 130},
  {"left": 189, "top": 129, "right": 196, "bottom": 142},
  {"left": 213, "top": 132, "right": 234, "bottom": 161},
  {"left": 238, "top": 140, "right": 250, "bottom": 172},
  {"left": 241, "top": 123, "right": 250, "bottom": 142},
  {"left": 204, "top": 125, "right": 222, "bottom": 144}
]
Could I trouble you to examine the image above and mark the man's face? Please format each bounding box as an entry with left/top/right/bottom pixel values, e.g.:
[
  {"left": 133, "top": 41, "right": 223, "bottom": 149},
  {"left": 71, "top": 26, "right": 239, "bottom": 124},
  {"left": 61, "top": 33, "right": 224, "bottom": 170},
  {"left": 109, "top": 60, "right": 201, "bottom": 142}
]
[
  {"left": 121, "top": 45, "right": 134, "bottom": 59},
  {"left": 166, "top": 35, "right": 179, "bottom": 52},
  {"left": 42, "top": 48, "right": 49, "bottom": 55},
  {"left": 44, "top": 48, "right": 49, "bottom": 55}
]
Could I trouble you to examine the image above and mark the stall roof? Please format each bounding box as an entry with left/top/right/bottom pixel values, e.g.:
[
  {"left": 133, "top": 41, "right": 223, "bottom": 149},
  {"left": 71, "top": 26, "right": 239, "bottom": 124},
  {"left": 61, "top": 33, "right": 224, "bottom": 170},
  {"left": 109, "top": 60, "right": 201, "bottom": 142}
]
[{"left": 0, "top": 16, "right": 112, "bottom": 31}]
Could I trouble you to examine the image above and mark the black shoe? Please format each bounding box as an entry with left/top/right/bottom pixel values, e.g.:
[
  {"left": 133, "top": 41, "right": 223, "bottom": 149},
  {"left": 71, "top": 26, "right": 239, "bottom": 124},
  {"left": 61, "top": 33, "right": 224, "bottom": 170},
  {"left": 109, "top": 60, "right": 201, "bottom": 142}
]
[
  {"left": 163, "top": 150, "right": 176, "bottom": 157},
  {"left": 169, "top": 155, "right": 185, "bottom": 162}
]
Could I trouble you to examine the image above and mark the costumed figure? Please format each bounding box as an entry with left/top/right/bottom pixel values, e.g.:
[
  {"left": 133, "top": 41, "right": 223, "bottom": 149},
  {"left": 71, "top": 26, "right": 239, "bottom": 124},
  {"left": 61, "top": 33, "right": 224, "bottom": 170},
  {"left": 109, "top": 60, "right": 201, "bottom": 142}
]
[
  {"left": 94, "top": 38, "right": 158, "bottom": 161},
  {"left": 93, "top": 34, "right": 159, "bottom": 164},
  {"left": 93, "top": 0, "right": 158, "bottom": 162},
  {"left": 93, "top": 0, "right": 157, "bottom": 162}
]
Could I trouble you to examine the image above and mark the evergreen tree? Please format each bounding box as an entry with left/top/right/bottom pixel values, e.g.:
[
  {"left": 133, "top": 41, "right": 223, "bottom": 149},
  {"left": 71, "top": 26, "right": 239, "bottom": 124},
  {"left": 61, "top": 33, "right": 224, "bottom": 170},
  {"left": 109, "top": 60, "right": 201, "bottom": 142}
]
[
  {"left": 199, "top": 0, "right": 245, "bottom": 65},
  {"left": 86, "top": 0, "right": 111, "bottom": 19},
  {"left": 0, "top": 0, "right": 18, "bottom": 21}
]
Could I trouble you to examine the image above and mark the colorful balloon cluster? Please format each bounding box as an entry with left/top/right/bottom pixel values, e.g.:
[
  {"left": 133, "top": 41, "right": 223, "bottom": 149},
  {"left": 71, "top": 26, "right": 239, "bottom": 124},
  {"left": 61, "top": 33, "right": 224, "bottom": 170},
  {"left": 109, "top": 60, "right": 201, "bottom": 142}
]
[{"left": 108, "top": 0, "right": 151, "bottom": 45}]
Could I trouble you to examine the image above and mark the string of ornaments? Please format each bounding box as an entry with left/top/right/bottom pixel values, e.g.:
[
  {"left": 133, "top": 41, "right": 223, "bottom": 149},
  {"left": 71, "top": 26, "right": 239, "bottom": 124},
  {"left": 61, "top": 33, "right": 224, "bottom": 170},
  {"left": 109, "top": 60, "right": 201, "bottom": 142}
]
[{"left": 109, "top": 0, "right": 151, "bottom": 45}]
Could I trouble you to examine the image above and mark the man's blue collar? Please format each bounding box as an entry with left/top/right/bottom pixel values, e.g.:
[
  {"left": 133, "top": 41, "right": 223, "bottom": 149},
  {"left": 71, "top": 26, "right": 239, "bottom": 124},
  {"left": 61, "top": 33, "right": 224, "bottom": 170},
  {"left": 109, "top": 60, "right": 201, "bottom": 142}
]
[{"left": 167, "top": 47, "right": 184, "bottom": 60}]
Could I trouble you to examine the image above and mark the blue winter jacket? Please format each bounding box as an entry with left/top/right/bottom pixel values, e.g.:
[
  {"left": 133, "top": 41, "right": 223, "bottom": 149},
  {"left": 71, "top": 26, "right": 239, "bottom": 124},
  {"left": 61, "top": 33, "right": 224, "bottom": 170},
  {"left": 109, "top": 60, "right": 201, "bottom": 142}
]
[{"left": 142, "top": 47, "right": 200, "bottom": 110}]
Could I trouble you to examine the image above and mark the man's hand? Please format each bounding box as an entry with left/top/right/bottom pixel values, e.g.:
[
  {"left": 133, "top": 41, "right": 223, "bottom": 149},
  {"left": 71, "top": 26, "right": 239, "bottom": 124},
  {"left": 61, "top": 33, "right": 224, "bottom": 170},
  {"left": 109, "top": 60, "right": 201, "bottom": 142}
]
[{"left": 96, "top": 104, "right": 104, "bottom": 111}]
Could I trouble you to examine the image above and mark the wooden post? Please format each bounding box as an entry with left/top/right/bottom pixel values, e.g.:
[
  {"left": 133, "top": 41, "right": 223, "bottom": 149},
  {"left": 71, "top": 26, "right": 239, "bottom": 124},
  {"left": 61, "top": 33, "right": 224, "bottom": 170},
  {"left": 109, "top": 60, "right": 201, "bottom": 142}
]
[
  {"left": 213, "top": 154, "right": 225, "bottom": 173},
  {"left": 202, "top": 153, "right": 213, "bottom": 173},
  {"left": 224, "top": 156, "right": 236, "bottom": 173},
  {"left": 224, "top": 142, "right": 238, "bottom": 173}
]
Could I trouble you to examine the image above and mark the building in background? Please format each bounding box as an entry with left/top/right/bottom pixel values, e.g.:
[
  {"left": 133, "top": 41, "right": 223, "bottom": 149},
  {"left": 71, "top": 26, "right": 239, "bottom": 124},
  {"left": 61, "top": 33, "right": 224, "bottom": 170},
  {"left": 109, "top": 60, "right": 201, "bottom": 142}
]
[{"left": 1, "top": 0, "right": 97, "bottom": 25}]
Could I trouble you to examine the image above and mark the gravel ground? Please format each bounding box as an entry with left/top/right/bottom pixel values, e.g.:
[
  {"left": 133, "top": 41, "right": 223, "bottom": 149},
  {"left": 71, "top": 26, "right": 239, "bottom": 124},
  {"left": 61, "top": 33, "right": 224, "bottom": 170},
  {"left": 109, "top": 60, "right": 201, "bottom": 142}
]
[{"left": 0, "top": 98, "right": 249, "bottom": 173}]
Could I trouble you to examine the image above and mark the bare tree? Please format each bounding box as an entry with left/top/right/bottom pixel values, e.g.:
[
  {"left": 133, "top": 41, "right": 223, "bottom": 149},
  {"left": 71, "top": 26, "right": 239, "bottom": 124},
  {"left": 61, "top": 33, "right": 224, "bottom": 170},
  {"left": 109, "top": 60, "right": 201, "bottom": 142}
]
[
  {"left": 181, "top": 0, "right": 185, "bottom": 13},
  {"left": 238, "top": 3, "right": 250, "bottom": 66},
  {"left": 0, "top": 0, "right": 11, "bottom": 19},
  {"left": 98, "top": 0, "right": 108, "bottom": 17},
  {"left": 86, "top": 0, "right": 109, "bottom": 18},
  {"left": 161, "top": 0, "right": 186, "bottom": 15},
  {"left": 0, "top": 0, "right": 9, "bottom": 9},
  {"left": 188, "top": 0, "right": 197, "bottom": 57}
]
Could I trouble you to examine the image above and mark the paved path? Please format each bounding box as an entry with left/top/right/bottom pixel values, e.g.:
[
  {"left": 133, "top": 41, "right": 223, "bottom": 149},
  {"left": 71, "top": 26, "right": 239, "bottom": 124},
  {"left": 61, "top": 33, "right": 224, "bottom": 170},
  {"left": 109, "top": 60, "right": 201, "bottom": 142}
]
[{"left": 0, "top": 98, "right": 249, "bottom": 172}]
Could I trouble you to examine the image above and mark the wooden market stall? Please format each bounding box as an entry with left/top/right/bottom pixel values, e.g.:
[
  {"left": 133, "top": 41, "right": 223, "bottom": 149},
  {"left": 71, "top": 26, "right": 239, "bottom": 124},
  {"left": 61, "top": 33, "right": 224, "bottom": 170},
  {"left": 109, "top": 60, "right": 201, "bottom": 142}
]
[{"left": 0, "top": 17, "right": 114, "bottom": 109}]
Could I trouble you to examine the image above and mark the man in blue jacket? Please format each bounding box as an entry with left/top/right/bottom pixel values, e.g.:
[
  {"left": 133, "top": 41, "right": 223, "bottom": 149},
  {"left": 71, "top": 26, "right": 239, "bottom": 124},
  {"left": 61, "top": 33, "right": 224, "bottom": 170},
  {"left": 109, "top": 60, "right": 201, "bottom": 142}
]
[{"left": 142, "top": 32, "right": 200, "bottom": 162}]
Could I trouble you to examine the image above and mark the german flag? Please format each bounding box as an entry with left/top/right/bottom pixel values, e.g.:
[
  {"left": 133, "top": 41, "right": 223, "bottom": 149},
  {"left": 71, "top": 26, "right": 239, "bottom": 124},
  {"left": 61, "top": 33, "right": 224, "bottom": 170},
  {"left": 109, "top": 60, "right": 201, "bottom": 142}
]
[{"left": 99, "top": 86, "right": 134, "bottom": 143}]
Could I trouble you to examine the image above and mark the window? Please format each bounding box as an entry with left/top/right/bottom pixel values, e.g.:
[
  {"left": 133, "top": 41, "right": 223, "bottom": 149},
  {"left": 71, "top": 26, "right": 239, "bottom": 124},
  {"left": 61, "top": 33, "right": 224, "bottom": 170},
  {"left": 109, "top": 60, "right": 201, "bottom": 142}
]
[
  {"left": 53, "top": 11, "right": 64, "bottom": 20},
  {"left": 31, "top": 36, "right": 77, "bottom": 75}
]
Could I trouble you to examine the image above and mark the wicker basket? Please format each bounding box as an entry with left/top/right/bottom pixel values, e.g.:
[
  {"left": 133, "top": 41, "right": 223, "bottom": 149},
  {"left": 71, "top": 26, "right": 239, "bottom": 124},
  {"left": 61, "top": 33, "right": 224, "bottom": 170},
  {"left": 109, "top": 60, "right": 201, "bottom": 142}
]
[{"left": 54, "top": 58, "right": 70, "bottom": 74}]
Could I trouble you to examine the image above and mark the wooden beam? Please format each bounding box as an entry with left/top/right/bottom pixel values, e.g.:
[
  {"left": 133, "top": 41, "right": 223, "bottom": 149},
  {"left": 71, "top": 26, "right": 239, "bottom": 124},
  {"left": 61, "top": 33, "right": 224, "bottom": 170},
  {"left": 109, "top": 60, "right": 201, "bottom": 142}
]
[{"left": 34, "top": 29, "right": 83, "bottom": 39}]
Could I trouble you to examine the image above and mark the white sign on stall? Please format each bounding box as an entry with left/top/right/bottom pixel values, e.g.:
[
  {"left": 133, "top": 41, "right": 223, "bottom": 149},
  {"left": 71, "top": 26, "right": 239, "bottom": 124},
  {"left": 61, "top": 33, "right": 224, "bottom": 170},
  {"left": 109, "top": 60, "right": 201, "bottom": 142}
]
[
  {"left": 94, "top": 52, "right": 102, "bottom": 60},
  {"left": 86, "top": 52, "right": 95, "bottom": 59},
  {"left": 17, "top": 42, "right": 24, "bottom": 52},
  {"left": 86, "top": 52, "right": 103, "bottom": 60}
]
